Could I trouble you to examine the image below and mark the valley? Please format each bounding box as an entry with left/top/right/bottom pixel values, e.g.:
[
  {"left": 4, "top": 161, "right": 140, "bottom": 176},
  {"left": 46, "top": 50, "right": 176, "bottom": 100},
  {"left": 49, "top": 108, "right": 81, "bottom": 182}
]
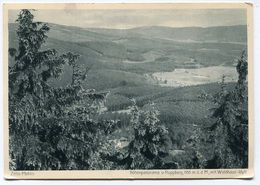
[{"left": 8, "top": 22, "right": 247, "bottom": 155}]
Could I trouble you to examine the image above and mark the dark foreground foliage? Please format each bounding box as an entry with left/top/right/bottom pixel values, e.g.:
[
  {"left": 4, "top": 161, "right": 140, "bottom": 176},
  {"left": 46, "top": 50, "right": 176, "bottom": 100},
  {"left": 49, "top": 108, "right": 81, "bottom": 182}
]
[
  {"left": 9, "top": 9, "right": 117, "bottom": 170},
  {"left": 196, "top": 51, "right": 248, "bottom": 168}
]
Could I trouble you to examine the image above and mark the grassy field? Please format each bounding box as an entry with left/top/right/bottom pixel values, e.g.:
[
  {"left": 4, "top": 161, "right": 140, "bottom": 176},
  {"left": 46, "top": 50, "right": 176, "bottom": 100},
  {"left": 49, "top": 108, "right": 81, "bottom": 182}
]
[{"left": 152, "top": 66, "right": 238, "bottom": 87}]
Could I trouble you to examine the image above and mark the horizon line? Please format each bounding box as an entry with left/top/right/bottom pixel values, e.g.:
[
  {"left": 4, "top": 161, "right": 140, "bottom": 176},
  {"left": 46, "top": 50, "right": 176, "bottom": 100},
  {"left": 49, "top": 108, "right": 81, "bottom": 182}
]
[{"left": 8, "top": 21, "right": 247, "bottom": 30}]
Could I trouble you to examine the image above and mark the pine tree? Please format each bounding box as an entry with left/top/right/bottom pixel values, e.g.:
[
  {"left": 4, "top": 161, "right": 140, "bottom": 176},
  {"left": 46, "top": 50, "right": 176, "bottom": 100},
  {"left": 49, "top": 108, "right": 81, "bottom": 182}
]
[
  {"left": 9, "top": 9, "right": 68, "bottom": 170},
  {"left": 199, "top": 51, "right": 248, "bottom": 168},
  {"left": 9, "top": 9, "right": 117, "bottom": 170},
  {"left": 125, "top": 101, "right": 170, "bottom": 169}
]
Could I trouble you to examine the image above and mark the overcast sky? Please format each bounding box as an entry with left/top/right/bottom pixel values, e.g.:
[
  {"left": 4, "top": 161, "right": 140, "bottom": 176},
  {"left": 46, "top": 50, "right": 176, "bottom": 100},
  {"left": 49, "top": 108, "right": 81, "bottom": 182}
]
[{"left": 8, "top": 9, "right": 247, "bottom": 29}]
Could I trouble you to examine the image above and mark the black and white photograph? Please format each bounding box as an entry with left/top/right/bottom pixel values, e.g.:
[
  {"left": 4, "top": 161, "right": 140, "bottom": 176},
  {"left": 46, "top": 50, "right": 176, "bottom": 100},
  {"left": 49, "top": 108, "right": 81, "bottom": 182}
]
[{"left": 3, "top": 3, "right": 254, "bottom": 179}]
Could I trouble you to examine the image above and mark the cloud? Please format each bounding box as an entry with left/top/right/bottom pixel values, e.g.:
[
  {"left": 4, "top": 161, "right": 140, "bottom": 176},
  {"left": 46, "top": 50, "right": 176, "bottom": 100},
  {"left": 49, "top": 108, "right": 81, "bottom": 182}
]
[{"left": 8, "top": 9, "right": 247, "bottom": 29}]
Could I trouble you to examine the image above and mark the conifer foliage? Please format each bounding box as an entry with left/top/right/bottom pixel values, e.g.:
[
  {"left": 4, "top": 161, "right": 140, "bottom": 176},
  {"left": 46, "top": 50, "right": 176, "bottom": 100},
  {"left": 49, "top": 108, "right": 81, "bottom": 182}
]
[
  {"left": 9, "top": 9, "right": 116, "bottom": 170},
  {"left": 125, "top": 100, "right": 170, "bottom": 169},
  {"left": 199, "top": 51, "right": 248, "bottom": 168}
]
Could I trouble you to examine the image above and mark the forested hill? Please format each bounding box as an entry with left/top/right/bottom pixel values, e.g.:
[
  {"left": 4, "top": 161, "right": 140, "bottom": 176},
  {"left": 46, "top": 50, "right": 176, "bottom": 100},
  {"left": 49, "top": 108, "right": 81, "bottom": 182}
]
[
  {"left": 89, "top": 25, "right": 247, "bottom": 44},
  {"left": 10, "top": 23, "right": 248, "bottom": 43},
  {"left": 8, "top": 23, "right": 247, "bottom": 90}
]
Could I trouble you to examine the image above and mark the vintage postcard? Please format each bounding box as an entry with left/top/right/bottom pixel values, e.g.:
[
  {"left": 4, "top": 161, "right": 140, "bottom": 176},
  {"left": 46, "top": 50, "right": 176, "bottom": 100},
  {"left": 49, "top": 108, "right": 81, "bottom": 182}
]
[{"left": 3, "top": 3, "right": 254, "bottom": 179}]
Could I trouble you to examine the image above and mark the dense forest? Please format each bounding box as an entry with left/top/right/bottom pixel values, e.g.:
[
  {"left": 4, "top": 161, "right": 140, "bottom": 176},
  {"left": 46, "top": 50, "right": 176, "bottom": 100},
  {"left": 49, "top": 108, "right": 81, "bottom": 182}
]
[{"left": 9, "top": 9, "right": 248, "bottom": 170}]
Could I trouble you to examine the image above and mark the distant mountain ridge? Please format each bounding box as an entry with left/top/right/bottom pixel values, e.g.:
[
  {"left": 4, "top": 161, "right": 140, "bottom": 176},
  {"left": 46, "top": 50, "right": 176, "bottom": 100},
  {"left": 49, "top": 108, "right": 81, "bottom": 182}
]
[
  {"left": 9, "top": 23, "right": 247, "bottom": 44},
  {"left": 88, "top": 25, "right": 247, "bottom": 44}
]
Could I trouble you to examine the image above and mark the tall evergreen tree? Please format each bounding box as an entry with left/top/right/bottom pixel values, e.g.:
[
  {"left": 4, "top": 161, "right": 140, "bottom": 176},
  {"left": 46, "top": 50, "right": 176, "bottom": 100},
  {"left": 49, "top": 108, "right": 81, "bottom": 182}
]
[
  {"left": 9, "top": 9, "right": 116, "bottom": 170},
  {"left": 125, "top": 100, "right": 170, "bottom": 169},
  {"left": 199, "top": 51, "right": 248, "bottom": 168}
]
